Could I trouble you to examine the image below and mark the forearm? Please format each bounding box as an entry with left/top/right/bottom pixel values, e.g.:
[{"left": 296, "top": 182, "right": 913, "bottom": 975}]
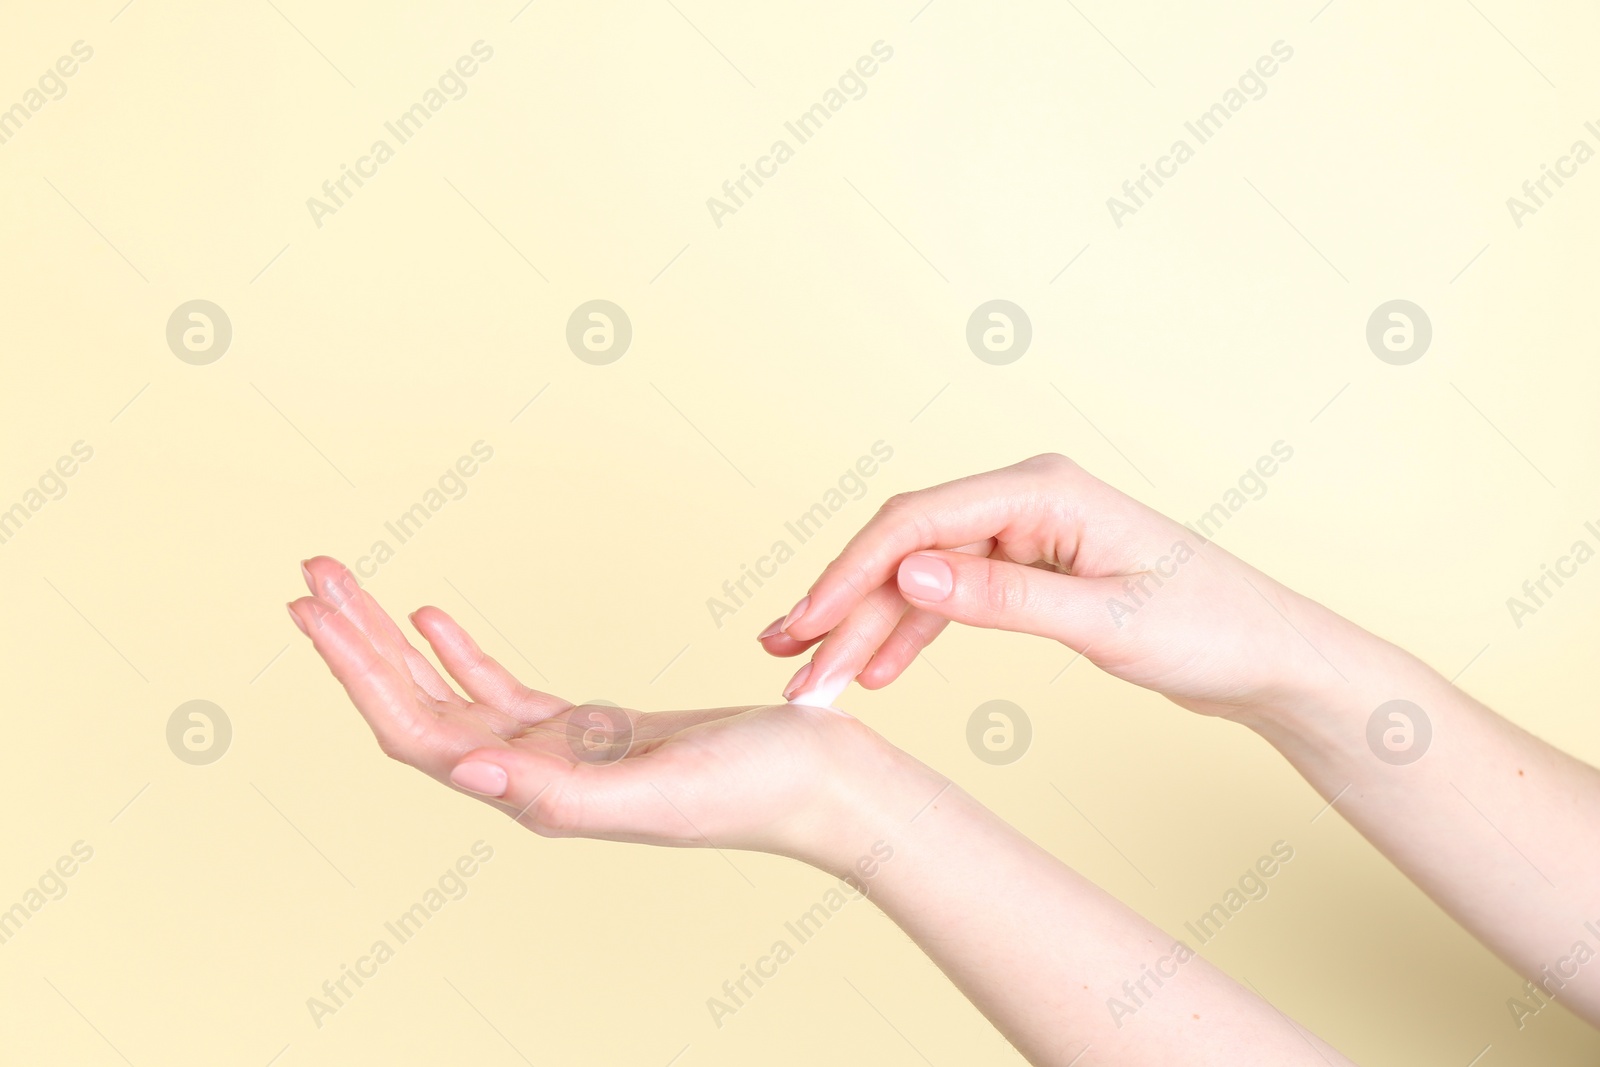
[
  {"left": 1241, "top": 596, "right": 1600, "bottom": 1022},
  {"left": 809, "top": 742, "right": 1353, "bottom": 1066}
]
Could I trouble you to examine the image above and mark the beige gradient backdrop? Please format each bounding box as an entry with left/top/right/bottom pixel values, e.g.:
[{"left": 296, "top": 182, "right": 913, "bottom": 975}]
[{"left": 2, "top": 0, "right": 1598, "bottom": 1063}]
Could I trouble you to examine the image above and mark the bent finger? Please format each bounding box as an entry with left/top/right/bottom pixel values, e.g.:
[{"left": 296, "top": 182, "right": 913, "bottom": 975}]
[
  {"left": 756, "top": 617, "right": 823, "bottom": 658},
  {"left": 302, "top": 556, "right": 460, "bottom": 704},
  {"left": 410, "top": 606, "right": 570, "bottom": 724},
  {"left": 857, "top": 609, "right": 950, "bottom": 688},
  {"left": 786, "top": 580, "right": 909, "bottom": 705},
  {"left": 784, "top": 461, "right": 1072, "bottom": 642},
  {"left": 288, "top": 595, "right": 440, "bottom": 760}
]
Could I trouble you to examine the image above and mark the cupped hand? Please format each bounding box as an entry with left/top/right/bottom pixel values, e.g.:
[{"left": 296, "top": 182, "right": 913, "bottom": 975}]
[
  {"left": 759, "top": 453, "right": 1353, "bottom": 719},
  {"left": 289, "top": 557, "right": 901, "bottom": 865}
]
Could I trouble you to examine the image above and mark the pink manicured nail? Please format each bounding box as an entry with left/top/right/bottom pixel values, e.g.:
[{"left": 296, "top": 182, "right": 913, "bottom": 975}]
[
  {"left": 450, "top": 761, "right": 508, "bottom": 797},
  {"left": 783, "top": 661, "right": 814, "bottom": 700},
  {"left": 899, "top": 555, "right": 953, "bottom": 601},
  {"left": 781, "top": 595, "right": 810, "bottom": 633},
  {"left": 757, "top": 617, "right": 785, "bottom": 641},
  {"left": 286, "top": 603, "right": 308, "bottom": 635}
]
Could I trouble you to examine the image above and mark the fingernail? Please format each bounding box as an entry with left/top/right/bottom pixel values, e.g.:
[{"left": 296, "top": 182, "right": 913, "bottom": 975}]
[
  {"left": 783, "top": 660, "right": 814, "bottom": 700},
  {"left": 782, "top": 595, "right": 810, "bottom": 633},
  {"left": 899, "top": 554, "right": 953, "bottom": 602},
  {"left": 286, "top": 603, "right": 308, "bottom": 635},
  {"left": 450, "top": 761, "right": 508, "bottom": 797},
  {"left": 300, "top": 561, "right": 314, "bottom": 590},
  {"left": 757, "top": 617, "right": 785, "bottom": 641}
]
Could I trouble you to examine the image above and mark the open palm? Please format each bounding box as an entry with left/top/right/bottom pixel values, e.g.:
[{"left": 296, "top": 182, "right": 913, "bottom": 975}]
[{"left": 289, "top": 557, "right": 869, "bottom": 860}]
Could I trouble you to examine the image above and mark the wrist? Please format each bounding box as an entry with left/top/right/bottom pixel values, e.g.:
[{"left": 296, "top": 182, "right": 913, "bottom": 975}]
[
  {"left": 1236, "top": 606, "right": 1438, "bottom": 750},
  {"left": 781, "top": 710, "right": 950, "bottom": 879}
]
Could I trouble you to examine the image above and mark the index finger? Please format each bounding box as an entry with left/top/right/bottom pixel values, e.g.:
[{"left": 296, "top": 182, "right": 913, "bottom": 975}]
[
  {"left": 289, "top": 595, "right": 440, "bottom": 759},
  {"left": 784, "top": 456, "right": 1072, "bottom": 642}
]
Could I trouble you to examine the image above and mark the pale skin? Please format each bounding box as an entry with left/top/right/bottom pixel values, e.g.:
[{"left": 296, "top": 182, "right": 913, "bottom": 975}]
[
  {"left": 289, "top": 555, "right": 1351, "bottom": 1065},
  {"left": 761, "top": 452, "right": 1600, "bottom": 1029},
  {"left": 288, "top": 449, "right": 1599, "bottom": 1060}
]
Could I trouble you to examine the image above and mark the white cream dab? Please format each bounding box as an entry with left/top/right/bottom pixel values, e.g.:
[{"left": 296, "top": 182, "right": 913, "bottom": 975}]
[{"left": 788, "top": 673, "right": 852, "bottom": 712}]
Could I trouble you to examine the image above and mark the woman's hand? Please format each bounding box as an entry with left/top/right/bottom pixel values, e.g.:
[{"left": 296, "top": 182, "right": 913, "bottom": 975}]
[
  {"left": 289, "top": 557, "right": 920, "bottom": 870},
  {"left": 761, "top": 452, "right": 1357, "bottom": 721},
  {"left": 765, "top": 457, "right": 1600, "bottom": 1032},
  {"left": 288, "top": 561, "right": 1356, "bottom": 1067}
]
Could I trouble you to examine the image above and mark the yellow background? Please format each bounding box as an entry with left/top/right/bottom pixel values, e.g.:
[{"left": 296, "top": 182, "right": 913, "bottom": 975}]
[{"left": 2, "top": 0, "right": 1598, "bottom": 1063}]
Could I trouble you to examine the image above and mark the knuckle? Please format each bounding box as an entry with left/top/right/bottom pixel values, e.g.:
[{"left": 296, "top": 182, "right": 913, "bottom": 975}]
[
  {"left": 1022, "top": 451, "right": 1078, "bottom": 477},
  {"left": 879, "top": 493, "right": 936, "bottom": 545},
  {"left": 375, "top": 734, "right": 407, "bottom": 762},
  {"left": 836, "top": 557, "right": 879, "bottom": 603},
  {"left": 376, "top": 718, "right": 430, "bottom": 764},
  {"left": 981, "top": 561, "right": 1030, "bottom": 615},
  {"left": 878, "top": 491, "right": 919, "bottom": 517},
  {"left": 524, "top": 782, "right": 580, "bottom": 836}
]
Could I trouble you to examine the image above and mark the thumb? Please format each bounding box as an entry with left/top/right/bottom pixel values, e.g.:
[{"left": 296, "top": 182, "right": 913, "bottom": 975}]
[
  {"left": 447, "top": 744, "right": 671, "bottom": 841},
  {"left": 895, "top": 551, "right": 1123, "bottom": 649}
]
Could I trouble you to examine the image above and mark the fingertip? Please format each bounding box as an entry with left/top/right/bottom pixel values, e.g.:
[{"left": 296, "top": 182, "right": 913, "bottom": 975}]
[
  {"left": 300, "top": 555, "right": 337, "bottom": 580},
  {"left": 897, "top": 552, "right": 954, "bottom": 603},
  {"left": 412, "top": 605, "right": 469, "bottom": 645},
  {"left": 781, "top": 594, "right": 810, "bottom": 632},
  {"left": 450, "top": 759, "right": 509, "bottom": 797},
  {"left": 855, "top": 660, "right": 894, "bottom": 689},
  {"left": 301, "top": 555, "right": 361, "bottom": 606},
  {"left": 783, "top": 593, "right": 835, "bottom": 641},
  {"left": 287, "top": 594, "right": 323, "bottom": 620},
  {"left": 757, "top": 629, "right": 821, "bottom": 658}
]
